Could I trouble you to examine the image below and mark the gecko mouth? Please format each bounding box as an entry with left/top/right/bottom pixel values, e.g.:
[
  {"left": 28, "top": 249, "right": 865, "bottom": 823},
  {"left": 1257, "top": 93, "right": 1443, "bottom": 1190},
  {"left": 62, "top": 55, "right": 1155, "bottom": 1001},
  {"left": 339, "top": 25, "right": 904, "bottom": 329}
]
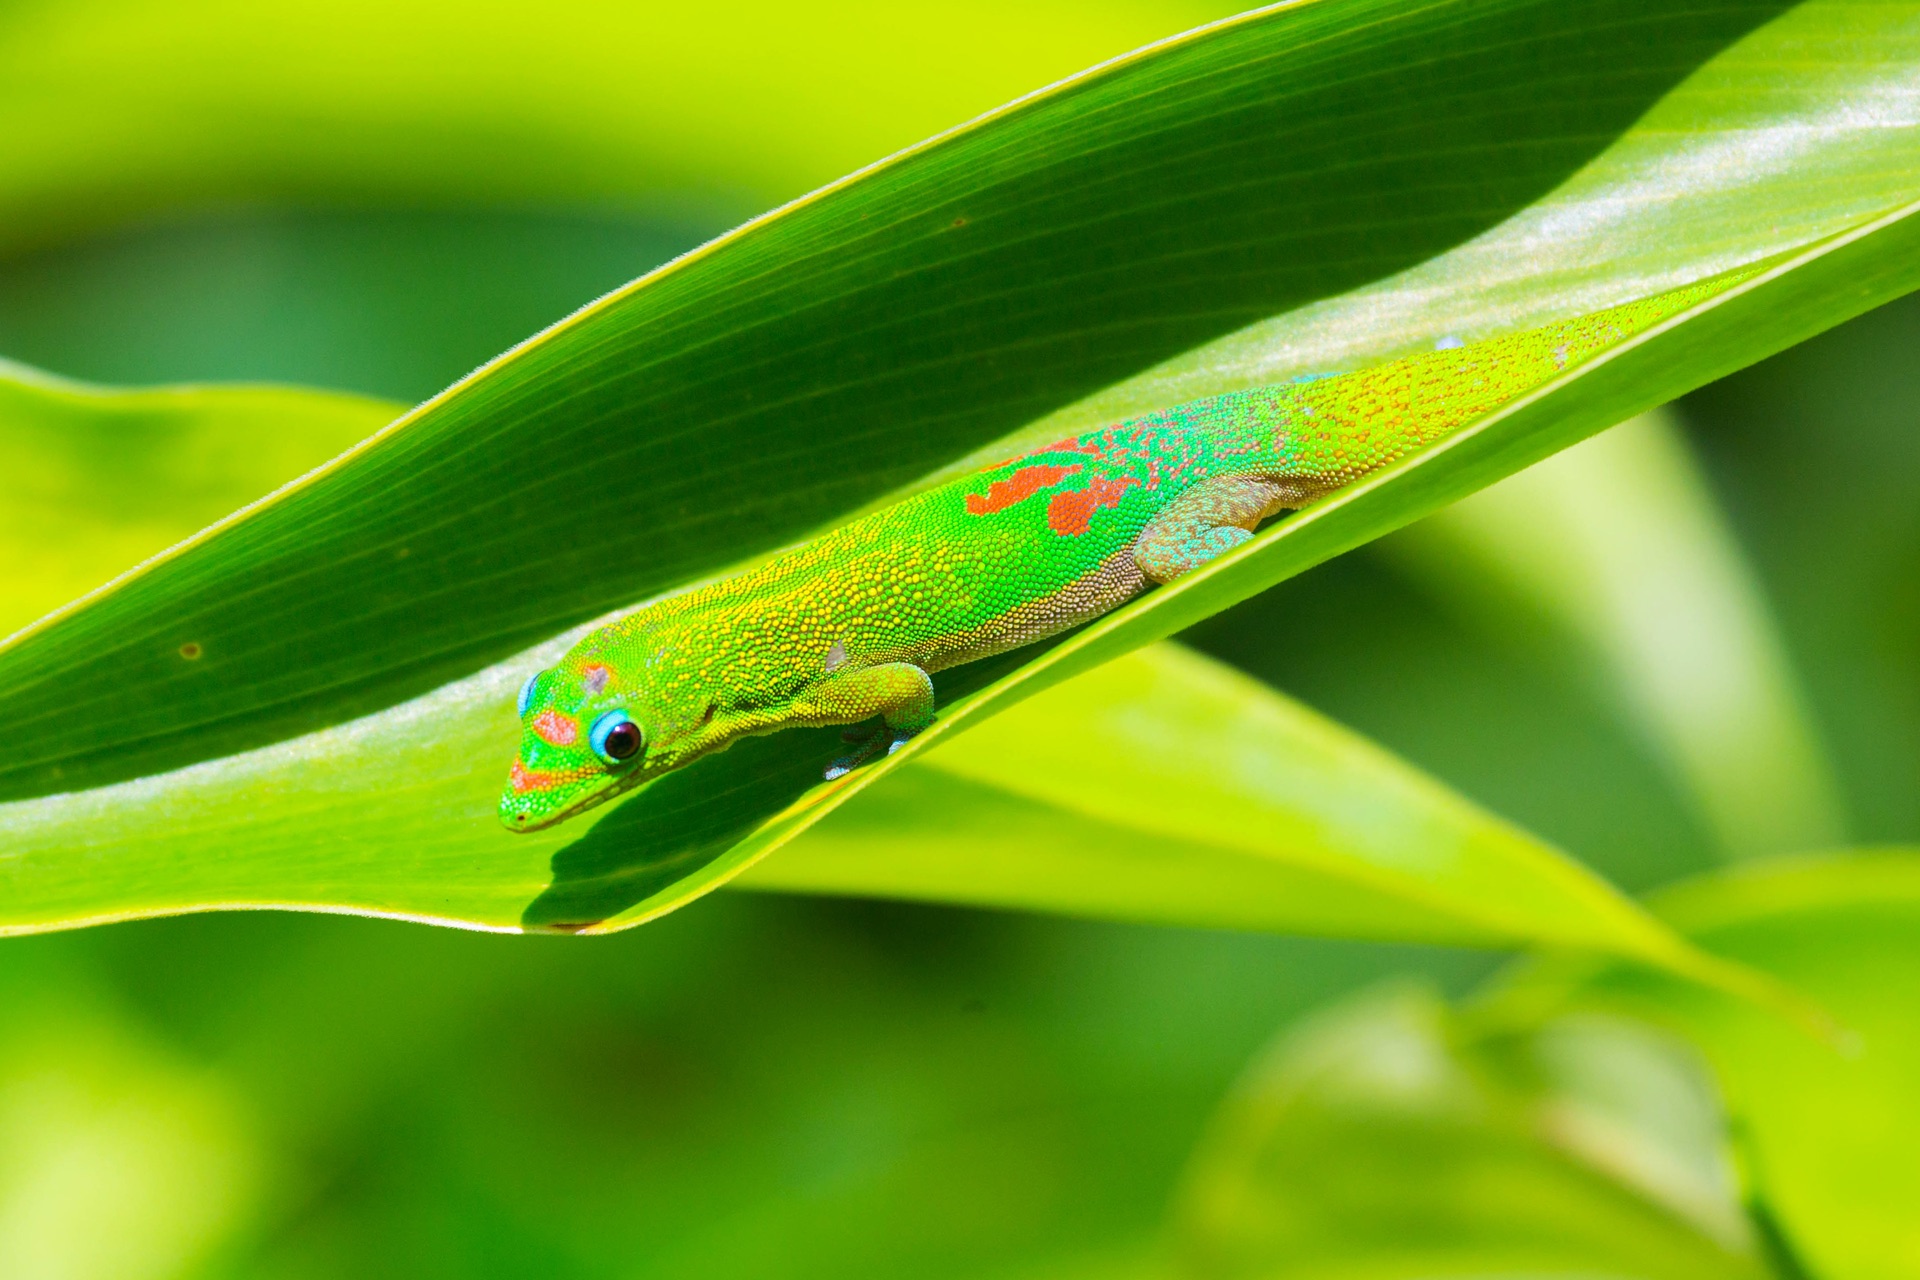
[
  {"left": 500, "top": 727, "right": 740, "bottom": 832},
  {"left": 502, "top": 767, "right": 652, "bottom": 834}
]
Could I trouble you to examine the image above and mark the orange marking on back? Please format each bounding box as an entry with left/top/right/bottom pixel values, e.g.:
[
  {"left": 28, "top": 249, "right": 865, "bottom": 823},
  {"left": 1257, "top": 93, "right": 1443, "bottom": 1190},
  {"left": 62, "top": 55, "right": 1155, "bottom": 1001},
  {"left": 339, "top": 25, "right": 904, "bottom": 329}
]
[
  {"left": 984, "top": 435, "right": 1105, "bottom": 469},
  {"left": 966, "top": 463, "right": 1082, "bottom": 516},
  {"left": 1045, "top": 436, "right": 1103, "bottom": 456},
  {"left": 1047, "top": 475, "right": 1139, "bottom": 536}
]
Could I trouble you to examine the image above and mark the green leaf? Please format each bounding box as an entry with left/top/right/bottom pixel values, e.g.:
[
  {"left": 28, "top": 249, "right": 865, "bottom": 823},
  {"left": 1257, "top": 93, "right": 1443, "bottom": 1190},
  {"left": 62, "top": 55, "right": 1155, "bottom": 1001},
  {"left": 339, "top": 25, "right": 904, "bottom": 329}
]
[
  {"left": 0, "top": 359, "right": 1758, "bottom": 981},
  {"left": 1169, "top": 984, "right": 1769, "bottom": 1279},
  {"left": 0, "top": 368, "right": 1748, "bottom": 981},
  {"left": 1491, "top": 851, "right": 1920, "bottom": 1280},
  {"left": 0, "top": 363, "right": 399, "bottom": 639},
  {"left": 1378, "top": 408, "right": 1846, "bottom": 861},
  {"left": 3, "top": 0, "right": 1918, "bottom": 948}
]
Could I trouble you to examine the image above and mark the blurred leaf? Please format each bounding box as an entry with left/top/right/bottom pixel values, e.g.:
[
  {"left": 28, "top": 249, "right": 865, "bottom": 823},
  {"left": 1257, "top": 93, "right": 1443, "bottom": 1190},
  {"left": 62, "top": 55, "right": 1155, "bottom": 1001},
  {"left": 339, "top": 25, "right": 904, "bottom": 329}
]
[
  {"left": 1681, "top": 291, "right": 1920, "bottom": 856},
  {"left": 0, "top": 210, "right": 721, "bottom": 403},
  {"left": 1488, "top": 850, "right": 1920, "bottom": 1280},
  {"left": 1379, "top": 408, "right": 1845, "bottom": 860},
  {"left": 2, "top": 0, "right": 1918, "bottom": 944},
  {"left": 13, "top": 901, "right": 1489, "bottom": 1278},
  {"left": 750, "top": 644, "right": 1731, "bottom": 963},
  {"left": 0, "top": 362, "right": 398, "bottom": 638},
  {"left": 0, "top": 983, "right": 259, "bottom": 1279},
  {"left": 1170, "top": 983, "right": 1766, "bottom": 1280},
  {"left": 0, "top": 0, "right": 1241, "bottom": 251}
]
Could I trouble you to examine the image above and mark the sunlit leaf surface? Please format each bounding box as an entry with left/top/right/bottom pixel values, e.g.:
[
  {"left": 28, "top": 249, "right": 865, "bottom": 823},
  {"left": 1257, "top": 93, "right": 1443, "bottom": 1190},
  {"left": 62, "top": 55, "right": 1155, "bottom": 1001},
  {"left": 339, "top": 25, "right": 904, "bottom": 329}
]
[
  {"left": 747, "top": 644, "right": 1705, "bottom": 959},
  {"left": 0, "top": 631, "right": 1710, "bottom": 983}
]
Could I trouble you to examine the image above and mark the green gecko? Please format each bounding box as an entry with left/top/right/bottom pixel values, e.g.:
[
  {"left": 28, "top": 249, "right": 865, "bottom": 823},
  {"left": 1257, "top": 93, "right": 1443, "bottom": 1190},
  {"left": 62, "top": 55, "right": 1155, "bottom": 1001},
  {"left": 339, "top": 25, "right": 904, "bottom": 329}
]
[{"left": 501, "top": 275, "right": 1743, "bottom": 831}]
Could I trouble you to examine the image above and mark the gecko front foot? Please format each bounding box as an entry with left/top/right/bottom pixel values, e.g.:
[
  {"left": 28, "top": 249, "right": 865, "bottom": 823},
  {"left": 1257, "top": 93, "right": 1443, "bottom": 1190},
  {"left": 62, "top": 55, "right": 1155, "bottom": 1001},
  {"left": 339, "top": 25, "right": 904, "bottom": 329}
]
[{"left": 811, "top": 661, "right": 936, "bottom": 780}]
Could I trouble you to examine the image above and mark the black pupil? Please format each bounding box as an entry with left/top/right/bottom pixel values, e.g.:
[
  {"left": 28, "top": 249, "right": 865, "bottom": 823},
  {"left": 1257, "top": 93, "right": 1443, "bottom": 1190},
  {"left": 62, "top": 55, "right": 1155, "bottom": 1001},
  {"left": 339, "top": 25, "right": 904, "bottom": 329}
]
[{"left": 604, "top": 721, "right": 642, "bottom": 760}]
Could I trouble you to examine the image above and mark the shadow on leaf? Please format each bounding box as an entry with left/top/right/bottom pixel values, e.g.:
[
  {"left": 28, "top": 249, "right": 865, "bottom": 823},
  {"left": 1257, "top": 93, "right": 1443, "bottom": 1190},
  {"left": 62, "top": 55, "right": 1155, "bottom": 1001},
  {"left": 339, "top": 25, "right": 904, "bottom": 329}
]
[
  {"left": 521, "top": 646, "right": 1045, "bottom": 931},
  {"left": 521, "top": 726, "right": 845, "bottom": 932}
]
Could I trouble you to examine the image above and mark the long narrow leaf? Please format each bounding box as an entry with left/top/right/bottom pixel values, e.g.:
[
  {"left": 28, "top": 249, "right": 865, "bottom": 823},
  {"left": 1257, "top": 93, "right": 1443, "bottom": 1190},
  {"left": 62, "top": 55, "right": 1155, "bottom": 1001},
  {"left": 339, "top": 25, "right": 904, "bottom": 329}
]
[{"left": 0, "top": 361, "right": 1724, "bottom": 983}]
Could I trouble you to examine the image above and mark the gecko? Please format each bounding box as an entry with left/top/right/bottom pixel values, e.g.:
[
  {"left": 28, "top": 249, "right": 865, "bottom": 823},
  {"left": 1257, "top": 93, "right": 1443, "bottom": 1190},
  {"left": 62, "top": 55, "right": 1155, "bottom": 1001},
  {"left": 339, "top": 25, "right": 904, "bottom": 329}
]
[{"left": 500, "top": 274, "right": 1743, "bottom": 831}]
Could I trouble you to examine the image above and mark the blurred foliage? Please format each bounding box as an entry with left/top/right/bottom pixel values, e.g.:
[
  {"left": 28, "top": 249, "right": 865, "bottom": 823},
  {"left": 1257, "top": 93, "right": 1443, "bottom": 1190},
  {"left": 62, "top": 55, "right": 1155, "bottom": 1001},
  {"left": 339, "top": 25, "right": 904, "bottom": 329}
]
[
  {"left": 0, "top": 367, "right": 394, "bottom": 637},
  {"left": 0, "top": 0, "right": 1918, "bottom": 1276},
  {"left": 0, "top": 978, "right": 257, "bottom": 1279},
  {"left": 1484, "top": 851, "right": 1920, "bottom": 1280},
  {"left": 0, "top": 0, "right": 1244, "bottom": 251},
  {"left": 1172, "top": 987, "right": 1765, "bottom": 1279},
  {"left": 0, "top": 212, "right": 716, "bottom": 404},
  {"left": 1379, "top": 408, "right": 1843, "bottom": 862},
  {"left": 0, "top": 898, "right": 1491, "bottom": 1278}
]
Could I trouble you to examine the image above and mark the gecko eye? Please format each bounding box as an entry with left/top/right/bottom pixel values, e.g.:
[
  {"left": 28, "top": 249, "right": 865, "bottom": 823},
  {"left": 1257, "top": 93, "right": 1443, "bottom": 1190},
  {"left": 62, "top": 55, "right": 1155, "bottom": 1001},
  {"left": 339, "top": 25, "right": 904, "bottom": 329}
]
[
  {"left": 516, "top": 673, "right": 540, "bottom": 718},
  {"left": 589, "top": 711, "right": 643, "bottom": 765}
]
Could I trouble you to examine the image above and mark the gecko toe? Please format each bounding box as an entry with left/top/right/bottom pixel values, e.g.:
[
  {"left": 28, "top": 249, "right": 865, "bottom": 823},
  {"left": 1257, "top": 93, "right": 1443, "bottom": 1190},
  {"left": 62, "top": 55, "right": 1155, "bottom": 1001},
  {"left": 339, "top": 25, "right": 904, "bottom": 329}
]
[
  {"left": 825, "top": 735, "right": 879, "bottom": 779},
  {"left": 824, "top": 724, "right": 913, "bottom": 779}
]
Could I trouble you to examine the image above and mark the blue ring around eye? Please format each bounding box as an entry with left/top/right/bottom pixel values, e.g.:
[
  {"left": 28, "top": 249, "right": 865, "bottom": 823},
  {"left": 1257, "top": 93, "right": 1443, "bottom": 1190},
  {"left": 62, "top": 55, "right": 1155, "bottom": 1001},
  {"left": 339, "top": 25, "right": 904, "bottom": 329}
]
[
  {"left": 589, "top": 710, "right": 643, "bottom": 765},
  {"left": 516, "top": 673, "right": 540, "bottom": 717}
]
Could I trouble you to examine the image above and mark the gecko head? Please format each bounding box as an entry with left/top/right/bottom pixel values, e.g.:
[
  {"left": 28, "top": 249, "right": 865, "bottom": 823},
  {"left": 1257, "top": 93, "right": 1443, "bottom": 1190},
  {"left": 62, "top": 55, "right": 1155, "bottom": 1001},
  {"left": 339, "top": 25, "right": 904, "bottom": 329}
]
[{"left": 497, "top": 636, "right": 728, "bottom": 833}]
